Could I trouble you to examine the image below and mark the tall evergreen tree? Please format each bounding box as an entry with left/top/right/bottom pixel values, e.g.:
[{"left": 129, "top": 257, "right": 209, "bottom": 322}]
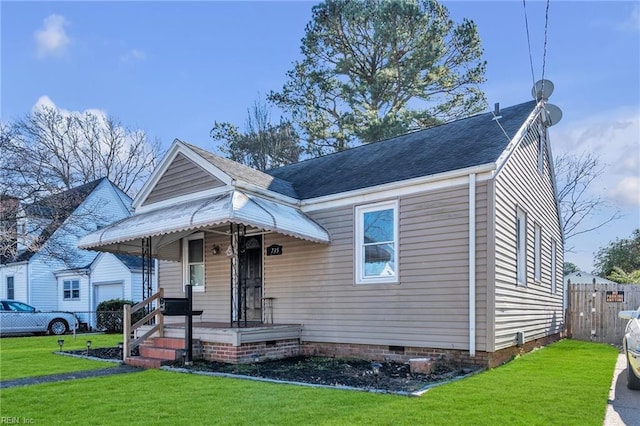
[{"left": 269, "top": 0, "right": 486, "bottom": 154}]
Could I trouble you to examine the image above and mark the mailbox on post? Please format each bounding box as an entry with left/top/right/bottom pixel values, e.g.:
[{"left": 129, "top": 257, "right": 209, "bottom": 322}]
[{"left": 159, "top": 298, "right": 190, "bottom": 316}]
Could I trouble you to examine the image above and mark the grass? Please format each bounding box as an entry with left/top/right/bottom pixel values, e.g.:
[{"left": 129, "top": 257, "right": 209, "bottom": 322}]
[
  {"left": 0, "top": 339, "right": 618, "bottom": 425},
  {"left": 0, "top": 333, "right": 122, "bottom": 380}
]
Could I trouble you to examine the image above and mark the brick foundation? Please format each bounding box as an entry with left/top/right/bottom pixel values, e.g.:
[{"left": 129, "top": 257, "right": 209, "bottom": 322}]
[
  {"left": 301, "top": 333, "right": 563, "bottom": 368},
  {"left": 201, "top": 339, "right": 300, "bottom": 364}
]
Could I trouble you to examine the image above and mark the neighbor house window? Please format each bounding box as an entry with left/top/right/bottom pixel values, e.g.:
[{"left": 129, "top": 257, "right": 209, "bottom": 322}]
[
  {"left": 516, "top": 208, "right": 527, "bottom": 286},
  {"left": 183, "top": 233, "right": 205, "bottom": 291},
  {"left": 6, "top": 276, "right": 14, "bottom": 300},
  {"left": 355, "top": 200, "right": 398, "bottom": 284},
  {"left": 534, "top": 224, "right": 541, "bottom": 282},
  {"left": 63, "top": 280, "right": 80, "bottom": 300},
  {"left": 550, "top": 239, "right": 557, "bottom": 293}
]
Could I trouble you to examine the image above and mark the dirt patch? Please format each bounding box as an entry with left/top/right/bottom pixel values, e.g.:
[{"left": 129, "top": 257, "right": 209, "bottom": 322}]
[{"left": 65, "top": 347, "right": 479, "bottom": 394}]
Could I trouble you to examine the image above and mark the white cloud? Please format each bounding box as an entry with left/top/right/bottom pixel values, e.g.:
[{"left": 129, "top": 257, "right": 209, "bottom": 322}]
[
  {"left": 552, "top": 107, "right": 640, "bottom": 208},
  {"left": 120, "top": 48, "right": 146, "bottom": 63},
  {"left": 34, "top": 14, "right": 71, "bottom": 59},
  {"left": 619, "top": 5, "right": 640, "bottom": 32},
  {"left": 33, "top": 95, "right": 106, "bottom": 120}
]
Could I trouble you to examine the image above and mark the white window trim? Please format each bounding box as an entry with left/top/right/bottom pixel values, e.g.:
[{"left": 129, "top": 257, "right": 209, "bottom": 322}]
[
  {"left": 516, "top": 207, "right": 527, "bottom": 287},
  {"left": 534, "top": 224, "right": 541, "bottom": 282},
  {"left": 183, "top": 232, "right": 205, "bottom": 292},
  {"left": 551, "top": 239, "right": 557, "bottom": 294},
  {"left": 63, "top": 279, "right": 80, "bottom": 300},
  {"left": 355, "top": 200, "right": 399, "bottom": 285}
]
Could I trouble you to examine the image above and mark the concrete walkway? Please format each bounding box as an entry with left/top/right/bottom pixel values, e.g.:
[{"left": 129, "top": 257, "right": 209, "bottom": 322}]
[
  {"left": 603, "top": 354, "right": 640, "bottom": 425},
  {"left": 0, "top": 365, "right": 141, "bottom": 389}
]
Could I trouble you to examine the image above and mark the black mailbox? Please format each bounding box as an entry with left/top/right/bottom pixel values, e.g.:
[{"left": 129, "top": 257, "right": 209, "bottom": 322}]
[
  {"left": 160, "top": 298, "right": 189, "bottom": 316},
  {"left": 159, "top": 298, "right": 204, "bottom": 317}
]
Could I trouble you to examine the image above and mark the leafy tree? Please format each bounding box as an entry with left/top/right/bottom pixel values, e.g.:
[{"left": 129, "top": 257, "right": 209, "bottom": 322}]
[
  {"left": 269, "top": 0, "right": 486, "bottom": 154},
  {"left": 606, "top": 267, "right": 640, "bottom": 285},
  {"left": 555, "top": 153, "right": 621, "bottom": 249},
  {"left": 211, "top": 98, "right": 302, "bottom": 171},
  {"left": 563, "top": 262, "right": 579, "bottom": 276},
  {"left": 593, "top": 229, "right": 640, "bottom": 277}
]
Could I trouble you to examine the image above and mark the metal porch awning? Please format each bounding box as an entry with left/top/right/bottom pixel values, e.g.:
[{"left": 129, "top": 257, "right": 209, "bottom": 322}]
[{"left": 78, "top": 190, "right": 330, "bottom": 255}]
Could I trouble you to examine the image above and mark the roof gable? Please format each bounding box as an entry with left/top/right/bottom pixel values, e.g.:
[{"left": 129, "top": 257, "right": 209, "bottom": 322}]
[
  {"left": 183, "top": 142, "right": 299, "bottom": 199},
  {"left": 267, "top": 101, "right": 537, "bottom": 199},
  {"left": 141, "top": 152, "right": 225, "bottom": 206},
  {"left": 134, "top": 140, "right": 299, "bottom": 211}
]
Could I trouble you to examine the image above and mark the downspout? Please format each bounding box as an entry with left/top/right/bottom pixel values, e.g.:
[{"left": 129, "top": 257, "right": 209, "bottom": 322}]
[{"left": 469, "top": 173, "right": 476, "bottom": 357}]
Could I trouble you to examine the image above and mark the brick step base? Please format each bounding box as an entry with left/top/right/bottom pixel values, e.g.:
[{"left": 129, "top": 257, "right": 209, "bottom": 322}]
[
  {"left": 125, "top": 356, "right": 165, "bottom": 369},
  {"left": 128, "top": 337, "right": 202, "bottom": 368}
]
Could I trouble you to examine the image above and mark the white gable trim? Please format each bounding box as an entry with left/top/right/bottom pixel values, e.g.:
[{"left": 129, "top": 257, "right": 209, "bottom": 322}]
[
  {"left": 133, "top": 139, "right": 233, "bottom": 211},
  {"left": 494, "top": 101, "right": 544, "bottom": 175}
]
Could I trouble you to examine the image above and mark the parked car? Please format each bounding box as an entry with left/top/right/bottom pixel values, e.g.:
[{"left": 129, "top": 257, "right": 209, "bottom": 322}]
[
  {"left": 0, "top": 300, "right": 79, "bottom": 336},
  {"left": 619, "top": 307, "right": 640, "bottom": 390}
]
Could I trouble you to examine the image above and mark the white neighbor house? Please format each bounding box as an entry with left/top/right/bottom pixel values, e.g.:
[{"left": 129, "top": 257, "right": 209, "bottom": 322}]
[{"left": 0, "top": 178, "right": 155, "bottom": 329}]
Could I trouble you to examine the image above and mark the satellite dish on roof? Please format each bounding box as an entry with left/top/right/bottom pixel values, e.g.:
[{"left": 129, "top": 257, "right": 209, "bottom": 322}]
[
  {"left": 531, "top": 79, "right": 555, "bottom": 101},
  {"left": 543, "top": 104, "right": 563, "bottom": 126}
]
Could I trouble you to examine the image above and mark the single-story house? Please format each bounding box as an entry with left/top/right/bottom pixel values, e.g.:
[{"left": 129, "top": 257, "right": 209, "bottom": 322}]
[{"left": 80, "top": 94, "right": 564, "bottom": 367}]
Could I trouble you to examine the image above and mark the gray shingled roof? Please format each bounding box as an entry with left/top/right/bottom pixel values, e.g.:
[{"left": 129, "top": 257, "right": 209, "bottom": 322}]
[
  {"left": 266, "top": 101, "right": 537, "bottom": 200},
  {"left": 14, "top": 178, "right": 108, "bottom": 263},
  {"left": 181, "top": 141, "right": 299, "bottom": 199},
  {"left": 113, "top": 254, "right": 151, "bottom": 271}
]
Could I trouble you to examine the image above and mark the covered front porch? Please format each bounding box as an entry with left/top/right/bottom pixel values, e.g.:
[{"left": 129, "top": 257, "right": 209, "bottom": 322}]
[
  {"left": 79, "top": 188, "right": 329, "bottom": 365},
  {"left": 122, "top": 288, "right": 304, "bottom": 366}
]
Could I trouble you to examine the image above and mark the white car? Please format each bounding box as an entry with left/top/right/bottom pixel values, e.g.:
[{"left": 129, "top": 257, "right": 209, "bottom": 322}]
[
  {"left": 0, "top": 300, "right": 79, "bottom": 336},
  {"left": 619, "top": 307, "right": 640, "bottom": 390}
]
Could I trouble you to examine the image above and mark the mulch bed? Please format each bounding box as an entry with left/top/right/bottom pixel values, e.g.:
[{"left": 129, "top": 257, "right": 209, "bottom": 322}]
[{"left": 66, "top": 347, "right": 479, "bottom": 394}]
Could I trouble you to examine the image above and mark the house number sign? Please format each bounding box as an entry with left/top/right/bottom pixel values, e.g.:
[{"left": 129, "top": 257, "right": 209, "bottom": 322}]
[{"left": 266, "top": 244, "right": 283, "bottom": 256}]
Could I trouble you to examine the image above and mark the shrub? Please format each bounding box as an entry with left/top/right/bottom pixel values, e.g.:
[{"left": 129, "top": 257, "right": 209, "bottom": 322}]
[{"left": 96, "top": 299, "right": 145, "bottom": 333}]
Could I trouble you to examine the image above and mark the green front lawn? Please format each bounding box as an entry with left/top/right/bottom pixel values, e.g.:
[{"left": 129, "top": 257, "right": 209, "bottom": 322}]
[
  {"left": 0, "top": 339, "right": 618, "bottom": 425},
  {"left": 0, "top": 333, "right": 122, "bottom": 380}
]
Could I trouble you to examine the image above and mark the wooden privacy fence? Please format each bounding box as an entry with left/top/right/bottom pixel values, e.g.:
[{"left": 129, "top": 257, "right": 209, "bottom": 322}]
[{"left": 567, "top": 282, "right": 640, "bottom": 344}]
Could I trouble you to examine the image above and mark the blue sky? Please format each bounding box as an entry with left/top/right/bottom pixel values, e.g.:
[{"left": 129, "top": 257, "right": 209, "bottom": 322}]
[{"left": 1, "top": 1, "right": 639, "bottom": 271}]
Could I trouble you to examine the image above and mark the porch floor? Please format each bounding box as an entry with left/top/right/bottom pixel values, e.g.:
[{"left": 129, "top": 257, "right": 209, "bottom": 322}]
[{"left": 139, "top": 322, "right": 303, "bottom": 347}]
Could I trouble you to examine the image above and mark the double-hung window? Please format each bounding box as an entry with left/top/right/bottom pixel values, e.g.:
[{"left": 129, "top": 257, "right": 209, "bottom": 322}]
[
  {"left": 6, "top": 276, "right": 14, "bottom": 300},
  {"left": 63, "top": 280, "right": 80, "bottom": 300},
  {"left": 516, "top": 208, "right": 527, "bottom": 286},
  {"left": 355, "top": 200, "right": 398, "bottom": 284},
  {"left": 184, "top": 233, "right": 205, "bottom": 291}
]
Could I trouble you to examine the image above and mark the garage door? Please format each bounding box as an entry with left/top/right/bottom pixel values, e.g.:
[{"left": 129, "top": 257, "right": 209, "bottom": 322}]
[{"left": 95, "top": 283, "right": 123, "bottom": 306}]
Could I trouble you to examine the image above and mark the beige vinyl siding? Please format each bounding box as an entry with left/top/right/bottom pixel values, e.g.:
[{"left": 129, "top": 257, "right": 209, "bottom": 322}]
[
  {"left": 263, "top": 184, "right": 489, "bottom": 351},
  {"left": 157, "top": 232, "right": 231, "bottom": 323},
  {"left": 493, "top": 118, "right": 564, "bottom": 350},
  {"left": 143, "top": 153, "right": 224, "bottom": 206}
]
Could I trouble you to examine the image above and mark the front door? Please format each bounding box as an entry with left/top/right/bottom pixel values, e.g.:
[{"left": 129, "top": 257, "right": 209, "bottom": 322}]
[{"left": 239, "top": 236, "right": 262, "bottom": 322}]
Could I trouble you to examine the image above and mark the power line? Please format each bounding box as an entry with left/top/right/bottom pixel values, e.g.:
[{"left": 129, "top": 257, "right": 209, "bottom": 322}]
[
  {"left": 541, "top": 0, "right": 551, "bottom": 83},
  {"left": 522, "top": 0, "right": 537, "bottom": 86}
]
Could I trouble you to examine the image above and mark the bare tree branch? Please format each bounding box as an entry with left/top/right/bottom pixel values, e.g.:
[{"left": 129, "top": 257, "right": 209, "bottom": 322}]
[{"left": 555, "top": 152, "right": 621, "bottom": 251}]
